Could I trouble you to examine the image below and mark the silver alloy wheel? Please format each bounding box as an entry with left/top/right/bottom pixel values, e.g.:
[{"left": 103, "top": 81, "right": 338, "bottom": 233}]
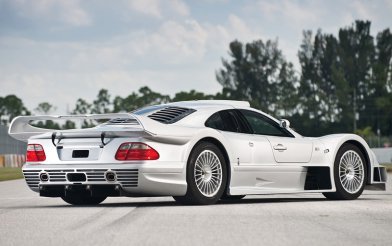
[
  {"left": 194, "top": 150, "right": 223, "bottom": 197},
  {"left": 339, "top": 150, "right": 365, "bottom": 194}
]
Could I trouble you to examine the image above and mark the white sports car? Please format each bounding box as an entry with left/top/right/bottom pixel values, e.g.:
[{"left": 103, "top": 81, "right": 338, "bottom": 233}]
[{"left": 9, "top": 100, "right": 387, "bottom": 205}]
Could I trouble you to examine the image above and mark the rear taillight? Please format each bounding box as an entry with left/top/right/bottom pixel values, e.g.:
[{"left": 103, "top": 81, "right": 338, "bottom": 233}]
[
  {"left": 115, "top": 142, "right": 159, "bottom": 161},
  {"left": 26, "top": 144, "right": 46, "bottom": 162}
]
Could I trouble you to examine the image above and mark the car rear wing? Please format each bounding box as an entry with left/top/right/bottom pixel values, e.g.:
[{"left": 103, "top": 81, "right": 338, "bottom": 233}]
[{"left": 8, "top": 113, "right": 148, "bottom": 142}]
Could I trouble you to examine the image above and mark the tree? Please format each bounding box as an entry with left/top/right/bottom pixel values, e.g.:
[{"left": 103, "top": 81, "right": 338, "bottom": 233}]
[
  {"left": 275, "top": 62, "right": 299, "bottom": 118},
  {"left": 216, "top": 39, "right": 298, "bottom": 116},
  {"left": 338, "top": 21, "right": 375, "bottom": 132},
  {"left": 137, "top": 86, "right": 170, "bottom": 107},
  {"left": 372, "top": 28, "right": 392, "bottom": 136},
  {"left": 35, "top": 102, "right": 56, "bottom": 115},
  {"left": 73, "top": 98, "right": 93, "bottom": 128},
  {"left": 296, "top": 22, "right": 384, "bottom": 136},
  {"left": 73, "top": 98, "right": 92, "bottom": 115},
  {"left": 0, "top": 95, "right": 30, "bottom": 124},
  {"left": 113, "top": 93, "right": 139, "bottom": 112},
  {"left": 297, "top": 30, "right": 343, "bottom": 135},
  {"left": 113, "top": 86, "right": 170, "bottom": 112},
  {"left": 92, "top": 89, "right": 111, "bottom": 114},
  {"left": 172, "top": 90, "right": 215, "bottom": 102},
  {"left": 33, "top": 102, "right": 60, "bottom": 129},
  {"left": 62, "top": 120, "right": 76, "bottom": 130}
]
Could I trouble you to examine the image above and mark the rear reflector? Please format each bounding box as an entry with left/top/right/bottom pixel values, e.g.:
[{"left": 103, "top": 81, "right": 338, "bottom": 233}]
[
  {"left": 115, "top": 142, "right": 159, "bottom": 161},
  {"left": 26, "top": 144, "right": 46, "bottom": 162}
]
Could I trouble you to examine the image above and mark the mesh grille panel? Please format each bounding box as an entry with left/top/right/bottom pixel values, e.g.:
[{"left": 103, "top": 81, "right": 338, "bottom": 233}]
[
  {"left": 112, "top": 169, "right": 138, "bottom": 187},
  {"left": 23, "top": 170, "right": 40, "bottom": 189},
  {"left": 22, "top": 169, "right": 139, "bottom": 188}
]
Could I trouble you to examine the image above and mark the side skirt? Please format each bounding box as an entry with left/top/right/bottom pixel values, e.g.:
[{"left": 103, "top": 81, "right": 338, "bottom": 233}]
[{"left": 229, "top": 165, "right": 334, "bottom": 196}]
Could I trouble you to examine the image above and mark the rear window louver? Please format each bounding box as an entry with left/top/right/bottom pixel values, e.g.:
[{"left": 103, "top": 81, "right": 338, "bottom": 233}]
[
  {"left": 106, "top": 118, "right": 139, "bottom": 125},
  {"left": 148, "top": 106, "right": 196, "bottom": 124}
]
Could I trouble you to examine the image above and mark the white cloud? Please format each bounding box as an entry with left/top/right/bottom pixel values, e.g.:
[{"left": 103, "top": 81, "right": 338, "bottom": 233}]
[
  {"left": 351, "top": 1, "right": 372, "bottom": 19},
  {"left": 126, "top": 0, "right": 162, "bottom": 18},
  {"left": 114, "top": 19, "right": 210, "bottom": 64},
  {"left": 69, "top": 46, "right": 126, "bottom": 71},
  {"left": 387, "top": 0, "right": 392, "bottom": 10},
  {"left": 255, "top": 0, "right": 322, "bottom": 27},
  {"left": 58, "top": 0, "right": 91, "bottom": 26},
  {"left": 0, "top": 73, "right": 48, "bottom": 108},
  {"left": 0, "top": 14, "right": 259, "bottom": 113},
  {"left": 350, "top": 1, "right": 382, "bottom": 23},
  {"left": 126, "top": 0, "right": 189, "bottom": 18},
  {"left": 8, "top": 0, "right": 92, "bottom": 26},
  {"left": 120, "top": 15, "right": 260, "bottom": 64},
  {"left": 0, "top": 10, "right": 265, "bottom": 112},
  {"left": 228, "top": 14, "right": 259, "bottom": 41},
  {"left": 201, "top": 0, "right": 229, "bottom": 3},
  {"left": 168, "top": 0, "right": 190, "bottom": 16},
  {"left": 1, "top": 0, "right": 390, "bottom": 115},
  {"left": 145, "top": 20, "right": 208, "bottom": 62}
]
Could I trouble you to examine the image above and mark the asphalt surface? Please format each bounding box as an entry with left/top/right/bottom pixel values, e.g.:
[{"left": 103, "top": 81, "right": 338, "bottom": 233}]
[{"left": 1, "top": 176, "right": 391, "bottom": 246}]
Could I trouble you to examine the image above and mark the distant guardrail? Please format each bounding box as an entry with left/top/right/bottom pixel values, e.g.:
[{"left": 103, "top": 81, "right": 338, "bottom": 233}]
[
  {"left": 0, "top": 124, "right": 26, "bottom": 168},
  {"left": 0, "top": 125, "right": 26, "bottom": 155},
  {"left": 0, "top": 154, "right": 25, "bottom": 168}
]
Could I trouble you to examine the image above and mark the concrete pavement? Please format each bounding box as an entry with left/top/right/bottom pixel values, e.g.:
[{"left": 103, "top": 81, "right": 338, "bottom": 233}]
[{"left": 1, "top": 176, "right": 391, "bottom": 246}]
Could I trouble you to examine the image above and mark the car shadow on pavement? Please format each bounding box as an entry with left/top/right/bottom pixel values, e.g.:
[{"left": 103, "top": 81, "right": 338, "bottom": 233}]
[
  {"left": 1, "top": 197, "right": 381, "bottom": 210},
  {"left": 69, "top": 197, "right": 381, "bottom": 208},
  {"left": 99, "top": 196, "right": 381, "bottom": 207},
  {"left": 55, "top": 197, "right": 330, "bottom": 208}
]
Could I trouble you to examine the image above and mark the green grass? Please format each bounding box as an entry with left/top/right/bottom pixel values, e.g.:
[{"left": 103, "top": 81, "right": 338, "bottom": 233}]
[{"left": 0, "top": 168, "right": 23, "bottom": 181}]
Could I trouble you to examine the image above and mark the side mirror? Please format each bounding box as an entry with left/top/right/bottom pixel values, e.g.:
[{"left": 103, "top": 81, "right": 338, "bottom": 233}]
[{"left": 279, "top": 119, "right": 290, "bottom": 129}]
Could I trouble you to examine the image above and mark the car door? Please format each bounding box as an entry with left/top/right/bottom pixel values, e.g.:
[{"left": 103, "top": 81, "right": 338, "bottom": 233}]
[
  {"left": 239, "top": 109, "right": 313, "bottom": 164},
  {"left": 267, "top": 136, "right": 313, "bottom": 163},
  {"left": 205, "top": 110, "right": 251, "bottom": 165}
]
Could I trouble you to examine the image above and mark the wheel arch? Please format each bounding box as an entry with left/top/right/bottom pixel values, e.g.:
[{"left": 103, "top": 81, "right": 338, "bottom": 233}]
[
  {"left": 341, "top": 140, "right": 371, "bottom": 184},
  {"left": 191, "top": 137, "right": 232, "bottom": 195}
]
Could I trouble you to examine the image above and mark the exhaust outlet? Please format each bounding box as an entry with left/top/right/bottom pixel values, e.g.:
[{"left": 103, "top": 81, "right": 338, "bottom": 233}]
[
  {"left": 105, "top": 171, "right": 116, "bottom": 182},
  {"left": 39, "top": 172, "right": 49, "bottom": 182}
]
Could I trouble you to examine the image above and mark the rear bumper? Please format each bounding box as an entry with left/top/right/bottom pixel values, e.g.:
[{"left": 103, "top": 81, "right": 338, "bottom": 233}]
[{"left": 22, "top": 163, "right": 187, "bottom": 197}]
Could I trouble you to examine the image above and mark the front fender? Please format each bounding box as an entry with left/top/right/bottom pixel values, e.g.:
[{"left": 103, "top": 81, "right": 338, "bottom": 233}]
[{"left": 318, "top": 134, "right": 381, "bottom": 184}]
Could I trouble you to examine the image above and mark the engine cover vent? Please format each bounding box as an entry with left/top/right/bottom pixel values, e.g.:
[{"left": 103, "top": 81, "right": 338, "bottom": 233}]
[
  {"left": 107, "top": 118, "right": 139, "bottom": 125},
  {"left": 148, "top": 107, "right": 196, "bottom": 124}
]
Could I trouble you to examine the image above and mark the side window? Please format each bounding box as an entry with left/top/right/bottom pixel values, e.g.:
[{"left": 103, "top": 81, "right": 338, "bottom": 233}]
[
  {"left": 205, "top": 110, "right": 249, "bottom": 133},
  {"left": 205, "top": 112, "right": 225, "bottom": 131},
  {"left": 239, "top": 110, "right": 293, "bottom": 137}
]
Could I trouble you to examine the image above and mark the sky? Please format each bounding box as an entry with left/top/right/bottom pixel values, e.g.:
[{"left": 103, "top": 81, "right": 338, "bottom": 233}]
[{"left": 1, "top": 0, "right": 391, "bottom": 114}]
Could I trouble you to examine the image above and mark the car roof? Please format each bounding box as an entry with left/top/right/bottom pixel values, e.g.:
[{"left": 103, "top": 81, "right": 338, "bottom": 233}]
[{"left": 166, "top": 100, "right": 250, "bottom": 110}]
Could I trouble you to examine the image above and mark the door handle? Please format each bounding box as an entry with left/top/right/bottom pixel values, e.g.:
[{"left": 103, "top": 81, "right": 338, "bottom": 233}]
[
  {"left": 249, "top": 142, "right": 254, "bottom": 147},
  {"left": 273, "top": 144, "right": 287, "bottom": 151}
]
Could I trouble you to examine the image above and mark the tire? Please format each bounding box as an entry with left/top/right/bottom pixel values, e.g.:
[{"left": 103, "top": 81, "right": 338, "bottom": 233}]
[
  {"left": 61, "top": 194, "right": 107, "bottom": 205},
  {"left": 323, "top": 143, "right": 367, "bottom": 200},
  {"left": 221, "top": 194, "right": 246, "bottom": 201},
  {"left": 173, "top": 141, "right": 227, "bottom": 205}
]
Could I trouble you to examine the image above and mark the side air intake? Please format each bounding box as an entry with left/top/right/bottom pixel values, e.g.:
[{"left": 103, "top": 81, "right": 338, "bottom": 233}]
[{"left": 148, "top": 107, "right": 196, "bottom": 124}]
